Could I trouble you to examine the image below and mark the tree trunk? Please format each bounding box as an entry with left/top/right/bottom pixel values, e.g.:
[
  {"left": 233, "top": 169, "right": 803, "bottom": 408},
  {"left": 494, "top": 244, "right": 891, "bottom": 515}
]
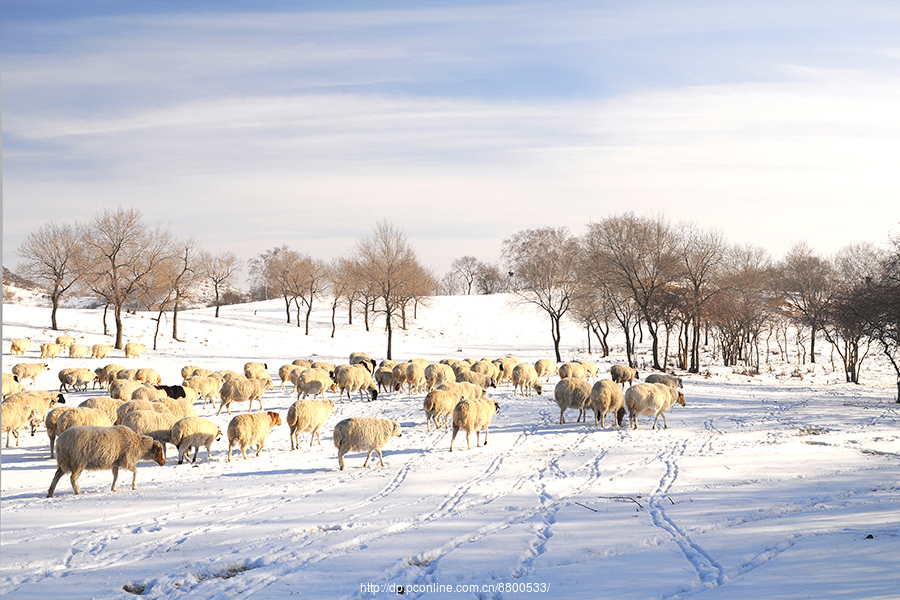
[
  {"left": 810, "top": 324, "right": 817, "bottom": 363},
  {"left": 284, "top": 294, "right": 292, "bottom": 324},
  {"left": 50, "top": 292, "right": 60, "bottom": 331},
  {"left": 385, "top": 310, "right": 393, "bottom": 360},
  {"left": 551, "top": 315, "right": 562, "bottom": 363},
  {"left": 172, "top": 299, "right": 182, "bottom": 341},
  {"left": 305, "top": 303, "right": 312, "bottom": 335},
  {"left": 103, "top": 304, "right": 109, "bottom": 336},
  {"left": 114, "top": 304, "right": 124, "bottom": 349},
  {"left": 214, "top": 284, "right": 221, "bottom": 318},
  {"left": 331, "top": 301, "right": 338, "bottom": 339}
]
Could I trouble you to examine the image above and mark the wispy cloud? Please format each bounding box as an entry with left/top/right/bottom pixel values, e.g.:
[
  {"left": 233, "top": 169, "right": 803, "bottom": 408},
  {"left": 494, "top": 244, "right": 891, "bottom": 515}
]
[{"left": 3, "top": 2, "right": 900, "bottom": 274}]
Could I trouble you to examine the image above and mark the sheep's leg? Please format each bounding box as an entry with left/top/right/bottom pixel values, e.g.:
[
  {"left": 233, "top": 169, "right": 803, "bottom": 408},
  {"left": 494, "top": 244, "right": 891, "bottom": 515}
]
[
  {"left": 482, "top": 426, "right": 489, "bottom": 446},
  {"left": 227, "top": 444, "right": 234, "bottom": 462},
  {"left": 256, "top": 441, "right": 265, "bottom": 457},
  {"left": 599, "top": 410, "right": 605, "bottom": 428},
  {"left": 450, "top": 426, "right": 460, "bottom": 451},
  {"left": 47, "top": 468, "right": 64, "bottom": 498},
  {"left": 338, "top": 450, "right": 346, "bottom": 470},
  {"left": 216, "top": 401, "right": 225, "bottom": 416},
  {"left": 130, "top": 467, "right": 138, "bottom": 490},
  {"left": 466, "top": 430, "right": 472, "bottom": 450},
  {"left": 559, "top": 408, "right": 566, "bottom": 425},
  {"left": 660, "top": 412, "right": 668, "bottom": 429},
  {"left": 376, "top": 449, "right": 385, "bottom": 467},
  {"left": 111, "top": 466, "right": 120, "bottom": 491},
  {"left": 70, "top": 470, "right": 82, "bottom": 495}
]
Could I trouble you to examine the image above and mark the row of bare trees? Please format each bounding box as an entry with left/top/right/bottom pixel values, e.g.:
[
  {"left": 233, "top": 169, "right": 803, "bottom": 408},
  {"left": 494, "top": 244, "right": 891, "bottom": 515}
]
[
  {"left": 246, "top": 221, "right": 437, "bottom": 359},
  {"left": 16, "top": 207, "right": 241, "bottom": 349},
  {"left": 502, "top": 214, "right": 900, "bottom": 401}
]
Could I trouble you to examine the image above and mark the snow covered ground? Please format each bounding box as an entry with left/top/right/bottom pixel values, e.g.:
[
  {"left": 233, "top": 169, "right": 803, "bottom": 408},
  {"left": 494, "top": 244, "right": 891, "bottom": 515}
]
[{"left": 1, "top": 295, "right": 898, "bottom": 599}]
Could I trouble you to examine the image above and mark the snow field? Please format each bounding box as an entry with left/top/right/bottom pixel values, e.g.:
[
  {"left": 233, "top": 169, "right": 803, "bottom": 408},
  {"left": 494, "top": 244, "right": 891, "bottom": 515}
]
[{"left": 1, "top": 296, "right": 899, "bottom": 599}]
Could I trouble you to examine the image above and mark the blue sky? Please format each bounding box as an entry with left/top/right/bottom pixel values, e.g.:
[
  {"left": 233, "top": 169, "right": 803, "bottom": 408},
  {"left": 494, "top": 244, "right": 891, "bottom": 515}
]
[{"left": 3, "top": 1, "right": 899, "bottom": 278}]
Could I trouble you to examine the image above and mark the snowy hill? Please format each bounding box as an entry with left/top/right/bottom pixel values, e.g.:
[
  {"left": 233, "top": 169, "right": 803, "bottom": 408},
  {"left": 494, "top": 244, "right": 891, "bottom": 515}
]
[{"left": 1, "top": 295, "right": 898, "bottom": 600}]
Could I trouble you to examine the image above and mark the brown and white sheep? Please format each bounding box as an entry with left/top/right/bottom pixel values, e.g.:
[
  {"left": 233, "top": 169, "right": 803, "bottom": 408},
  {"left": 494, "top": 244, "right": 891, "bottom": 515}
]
[
  {"left": 554, "top": 378, "right": 592, "bottom": 425},
  {"left": 171, "top": 417, "right": 222, "bottom": 464},
  {"left": 610, "top": 364, "right": 640, "bottom": 387},
  {"left": 588, "top": 379, "right": 625, "bottom": 428},
  {"left": 511, "top": 363, "right": 542, "bottom": 397}
]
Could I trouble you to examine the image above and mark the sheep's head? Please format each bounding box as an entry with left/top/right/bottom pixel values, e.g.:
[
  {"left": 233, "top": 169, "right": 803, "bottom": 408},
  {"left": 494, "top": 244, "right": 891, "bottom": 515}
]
[
  {"left": 534, "top": 383, "right": 542, "bottom": 395},
  {"left": 392, "top": 421, "right": 402, "bottom": 437},
  {"left": 268, "top": 411, "right": 283, "bottom": 426},
  {"left": 215, "top": 427, "right": 223, "bottom": 441},
  {"left": 676, "top": 392, "right": 686, "bottom": 406},
  {"left": 150, "top": 440, "right": 167, "bottom": 466},
  {"left": 493, "top": 401, "right": 501, "bottom": 414}
]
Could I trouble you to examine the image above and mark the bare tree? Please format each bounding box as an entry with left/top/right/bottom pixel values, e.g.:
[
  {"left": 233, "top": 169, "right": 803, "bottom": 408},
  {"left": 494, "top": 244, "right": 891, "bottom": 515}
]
[
  {"left": 503, "top": 227, "right": 580, "bottom": 362},
  {"left": 451, "top": 256, "right": 480, "bottom": 295},
  {"left": 287, "top": 256, "right": 328, "bottom": 335},
  {"left": 352, "top": 221, "right": 428, "bottom": 359},
  {"left": 326, "top": 258, "right": 353, "bottom": 338},
  {"left": 200, "top": 250, "right": 242, "bottom": 317},
  {"left": 822, "top": 242, "right": 883, "bottom": 383},
  {"left": 677, "top": 224, "right": 727, "bottom": 373},
  {"left": 475, "top": 262, "right": 507, "bottom": 294},
  {"left": 778, "top": 242, "right": 834, "bottom": 364},
  {"left": 80, "top": 207, "right": 174, "bottom": 349},
  {"left": 16, "top": 222, "right": 85, "bottom": 330},
  {"left": 583, "top": 214, "right": 682, "bottom": 370}
]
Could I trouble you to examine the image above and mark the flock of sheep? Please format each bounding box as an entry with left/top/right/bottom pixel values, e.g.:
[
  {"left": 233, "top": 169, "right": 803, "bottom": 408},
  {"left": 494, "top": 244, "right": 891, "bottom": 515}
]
[{"left": 2, "top": 335, "right": 688, "bottom": 499}]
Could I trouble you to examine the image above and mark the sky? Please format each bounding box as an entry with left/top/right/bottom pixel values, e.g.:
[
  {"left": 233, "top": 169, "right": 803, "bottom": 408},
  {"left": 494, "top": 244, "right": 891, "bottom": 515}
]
[{"left": 2, "top": 1, "right": 899, "bottom": 281}]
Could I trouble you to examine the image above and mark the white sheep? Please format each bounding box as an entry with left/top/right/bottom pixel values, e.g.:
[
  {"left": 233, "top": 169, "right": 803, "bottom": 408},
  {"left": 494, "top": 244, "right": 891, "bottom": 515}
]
[
  {"left": 244, "top": 365, "right": 273, "bottom": 387},
  {"left": 59, "top": 368, "right": 97, "bottom": 392},
  {"left": 171, "top": 417, "right": 222, "bottom": 464},
  {"left": 94, "top": 364, "right": 125, "bottom": 389},
  {"left": 332, "top": 417, "right": 402, "bottom": 470},
  {"left": 554, "top": 378, "right": 592, "bottom": 424},
  {"left": 424, "top": 362, "right": 455, "bottom": 391},
  {"left": 2, "top": 373, "right": 25, "bottom": 398},
  {"left": 294, "top": 368, "right": 334, "bottom": 401},
  {"left": 91, "top": 344, "right": 113, "bottom": 359},
  {"left": 336, "top": 365, "right": 378, "bottom": 402},
  {"left": 437, "top": 381, "right": 485, "bottom": 401},
  {"left": 12, "top": 362, "right": 49, "bottom": 385},
  {"left": 349, "top": 352, "right": 377, "bottom": 373},
  {"left": 625, "top": 383, "right": 686, "bottom": 430},
  {"left": 610, "top": 364, "right": 640, "bottom": 387},
  {"left": 512, "top": 363, "right": 542, "bottom": 397},
  {"left": 47, "top": 425, "right": 166, "bottom": 497},
  {"left": 40, "top": 343, "right": 64, "bottom": 359},
  {"left": 588, "top": 379, "right": 625, "bottom": 428},
  {"left": 374, "top": 366, "right": 397, "bottom": 393},
  {"left": 135, "top": 368, "right": 162, "bottom": 385},
  {"left": 286, "top": 399, "right": 335, "bottom": 449},
  {"left": 131, "top": 385, "right": 168, "bottom": 402},
  {"left": 116, "top": 399, "right": 171, "bottom": 425},
  {"left": 471, "top": 360, "right": 501, "bottom": 380},
  {"left": 243, "top": 361, "right": 268, "bottom": 372},
  {"left": 423, "top": 388, "right": 461, "bottom": 431},
  {"left": 110, "top": 379, "right": 145, "bottom": 401},
  {"left": 181, "top": 365, "right": 202, "bottom": 380},
  {"left": 54, "top": 406, "right": 114, "bottom": 441},
  {"left": 226, "top": 411, "right": 282, "bottom": 461},
  {"left": 391, "top": 362, "right": 410, "bottom": 391},
  {"left": 405, "top": 362, "right": 427, "bottom": 395},
  {"left": 644, "top": 373, "right": 683, "bottom": 388},
  {"left": 292, "top": 358, "right": 312, "bottom": 368},
  {"left": 558, "top": 362, "right": 587, "bottom": 380},
  {"left": 1, "top": 402, "right": 42, "bottom": 447},
  {"left": 278, "top": 364, "right": 302, "bottom": 390},
  {"left": 154, "top": 397, "right": 197, "bottom": 420},
  {"left": 68, "top": 343, "right": 90, "bottom": 359},
  {"left": 4, "top": 390, "right": 66, "bottom": 434},
  {"left": 184, "top": 375, "right": 224, "bottom": 407},
  {"left": 581, "top": 361, "right": 599, "bottom": 380},
  {"left": 121, "top": 410, "right": 180, "bottom": 455},
  {"left": 217, "top": 378, "right": 274, "bottom": 415},
  {"left": 493, "top": 356, "right": 520, "bottom": 382},
  {"left": 124, "top": 342, "right": 146, "bottom": 359},
  {"left": 450, "top": 397, "right": 500, "bottom": 451},
  {"left": 78, "top": 396, "right": 124, "bottom": 425},
  {"left": 533, "top": 359, "right": 558, "bottom": 382},
  {"left": 10, "top": 338, "right": 32, "bottom": 356},
  {"left": 55, "top": 335, "right": 76, "bottom": 348},
  {"left": 310, "top": 360, "right": 335, "bottom": 373},
  {"left": 45, "top": 406, "right": 72, "bottom": 457},
  {"left": 455, "top": 370, "right": 497, "bottom": 391}
]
